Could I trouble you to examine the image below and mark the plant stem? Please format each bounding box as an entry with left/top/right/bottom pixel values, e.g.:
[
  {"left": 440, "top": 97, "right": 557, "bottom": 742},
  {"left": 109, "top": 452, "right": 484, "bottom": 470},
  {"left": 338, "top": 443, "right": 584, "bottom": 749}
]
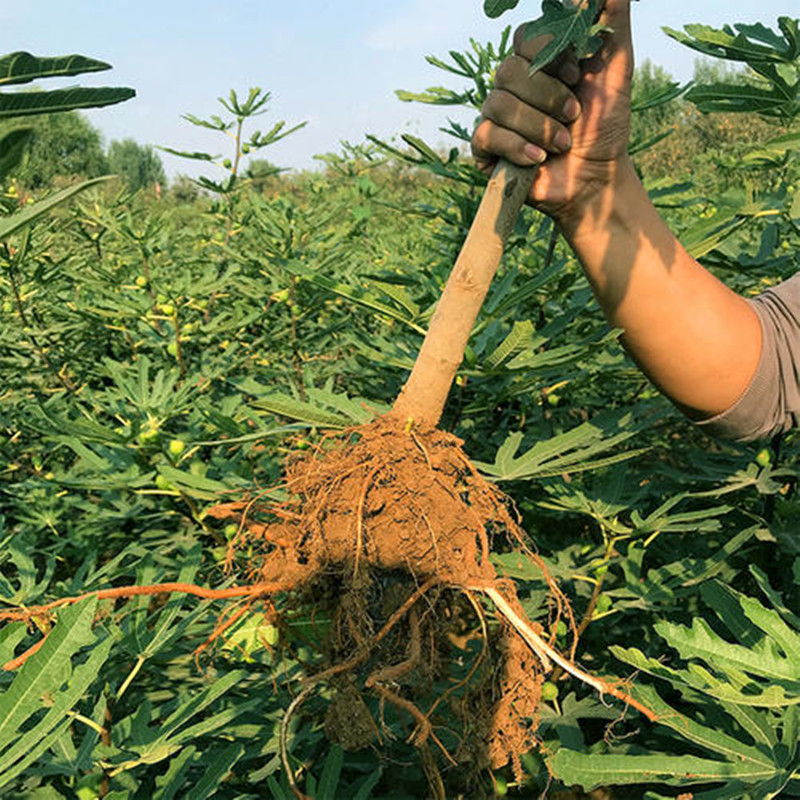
[{"left": 392, "top": 160, "right": 535, "bottom": 427}]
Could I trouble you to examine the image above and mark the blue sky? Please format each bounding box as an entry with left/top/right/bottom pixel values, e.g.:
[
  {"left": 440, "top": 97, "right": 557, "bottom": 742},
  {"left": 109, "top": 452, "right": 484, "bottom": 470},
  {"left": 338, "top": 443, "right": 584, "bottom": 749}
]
[{"left": 6, "top": 1, "right": 798, "bottom": 178}]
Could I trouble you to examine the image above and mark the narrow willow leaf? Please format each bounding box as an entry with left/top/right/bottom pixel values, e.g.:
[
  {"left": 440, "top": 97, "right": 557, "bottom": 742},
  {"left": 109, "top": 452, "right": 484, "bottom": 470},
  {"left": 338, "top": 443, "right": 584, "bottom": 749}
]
[
  {"left": 153, "top": 746, "right": 196, "bottom": 800},
  {"left": 306, "top": 387, "right": 381, "bottom": 424},
  {"left": 317, "top": 745, "right": 344, "bottom": 800},
  {"left": 749, "top": 565, "right": 800, "bottom": 629},
  {"left": 253, "top": 395, "right": 349, "bottom": 428},
  {"left": 306, "top": 274, "right": 425, "bottom": 334},
  {"left": 0, "top": 52, "right": 112, "bottom": 86},
  {"left": 156, "top": 670, "right": 245, "bottom": 738},
  {"left": 0, "top": 176, "right": 115, "bottom": 241},
  {"left": 485, "top": 320, "right": 535, "bottom": 368},
  {"left": 686, "top": 83, "right": 787, "bottom": 116},
  {"left": 477, "top": 411, "right": 642, "bottom": 481},
  {"left": 157, "top": 465, "right": 232, "bottom": 495},
  {"left": 267, "top": 775, "right": 294, "bottom": 800},
  {"left": 722, "top": 583, "right": 800, "bottom": 661},
  {"left": 656, "top": 616, "right": 800, "bottom": 684},
  {"left": 157, "top": 146, "right": 220, "bottom": 163},
  {"left": 631, "top": 685, "right": 774, "bottom": 767},
  {"left": 0, "top": 597, "right": 98, "bottom": 744},
  {"left": 550, "top": 749, "right": 778, "bottom": 791},
  {"left": 0, "top": 87, "right": 135, "bottom": 119},
  {"left": 352, "top": 769, "right": 383, "bottom": 800},
  {"left": 664, "top": 24, "right": 791, "bottom": 63},
  {"left": 190, "top": 743, "right": 244, "bottom": 800},
  {"left": 0, "top": 637, "right": 112, "bottom": 787},
  {"left": 0, "top": 623, "right": 27, "bottom": 666}
]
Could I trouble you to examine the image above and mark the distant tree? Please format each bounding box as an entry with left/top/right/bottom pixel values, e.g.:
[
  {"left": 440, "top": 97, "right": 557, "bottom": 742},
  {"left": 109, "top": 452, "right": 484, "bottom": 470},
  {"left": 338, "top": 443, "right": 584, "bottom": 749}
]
[
  {"left": 107, "top": 138, "right": 166, "bottom": 192},
  {"left": 630, "top": 60, "right": 680, "bottom": 141},
  {"left": 692, "top": 57, "right": 748, "bottom": 86},
  {"left": 0, "top": 111, "right": 108, "bottom": 188},
  {"left": 169, "top": 174, "right": 200, "bottom": 204},
  {"left": 245, "top": 158, "right": 283, "bottom": 192},
  {"left": 629, "top": 57, "right": 778, "bottom": 192}
]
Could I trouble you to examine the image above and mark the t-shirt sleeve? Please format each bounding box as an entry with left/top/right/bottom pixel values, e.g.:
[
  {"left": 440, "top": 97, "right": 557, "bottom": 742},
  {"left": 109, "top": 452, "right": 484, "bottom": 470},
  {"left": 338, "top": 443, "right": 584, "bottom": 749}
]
[{"left": 695, "top": 272, "right": 800, "bottom": 442}]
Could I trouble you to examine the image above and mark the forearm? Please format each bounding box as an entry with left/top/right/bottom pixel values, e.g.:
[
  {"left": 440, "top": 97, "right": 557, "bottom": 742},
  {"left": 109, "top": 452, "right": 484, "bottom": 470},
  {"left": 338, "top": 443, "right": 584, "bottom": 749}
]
[{"left": 557, "top": 157, "right": 762, "bottom": 419}]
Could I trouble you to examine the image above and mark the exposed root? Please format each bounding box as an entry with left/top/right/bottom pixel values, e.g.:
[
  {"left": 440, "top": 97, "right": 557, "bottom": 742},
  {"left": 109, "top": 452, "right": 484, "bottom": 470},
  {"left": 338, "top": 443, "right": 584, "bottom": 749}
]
[
  {"left": 481, "top": 585, "right": 658, "bottom": 723},
  {"left": 1, "top": 414, "right": 657, "bottom": 796}
]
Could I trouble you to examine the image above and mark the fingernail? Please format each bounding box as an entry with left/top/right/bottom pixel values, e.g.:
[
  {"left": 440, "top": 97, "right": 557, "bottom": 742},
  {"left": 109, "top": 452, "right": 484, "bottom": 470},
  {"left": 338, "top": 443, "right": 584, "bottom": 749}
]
[
  {"left": 563, "top": 98, "right": 581, "bottom": 122},
  {"left": 523, "top": 143, "right": 546, "bottom": 163},
  {"left": 554, "top": 129, "right": 572, "bottom": 152}
]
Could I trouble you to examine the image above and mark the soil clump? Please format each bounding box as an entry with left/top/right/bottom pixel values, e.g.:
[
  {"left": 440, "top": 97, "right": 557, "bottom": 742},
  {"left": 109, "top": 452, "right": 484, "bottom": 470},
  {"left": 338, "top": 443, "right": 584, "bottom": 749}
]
[{"left": 213, "top": 415, "right": 574, "bottom": 791}]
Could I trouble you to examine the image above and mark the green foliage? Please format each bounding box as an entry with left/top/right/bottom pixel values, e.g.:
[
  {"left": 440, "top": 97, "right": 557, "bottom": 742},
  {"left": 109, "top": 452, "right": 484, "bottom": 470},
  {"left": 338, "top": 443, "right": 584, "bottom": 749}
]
[
  {"left": 518, "top": 0, "right": 607, "bottom": 74},
  {"left": 107, "top": 139, "right": 166, "bottom": 193},
  {"left": 666, "top": 19, "right": 800, "bottom": 121},
  {"left": 0, "top": 111, "right": 109, "bottom": 188},
  {"left": 396, "top": 27, "right": 513, "bottom": 114},
  {"left": 0, "top": 49, "right": 133, "bottom": 254},
  {"left": 0, "top": 9, "right": 800, "bottom": 799}
]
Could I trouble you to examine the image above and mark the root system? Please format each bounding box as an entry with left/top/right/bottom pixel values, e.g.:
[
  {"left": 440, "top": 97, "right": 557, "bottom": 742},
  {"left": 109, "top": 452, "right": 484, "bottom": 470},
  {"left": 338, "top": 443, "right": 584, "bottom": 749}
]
[{"left": 213, "top": 415, "right": 580, "bottom": 790}]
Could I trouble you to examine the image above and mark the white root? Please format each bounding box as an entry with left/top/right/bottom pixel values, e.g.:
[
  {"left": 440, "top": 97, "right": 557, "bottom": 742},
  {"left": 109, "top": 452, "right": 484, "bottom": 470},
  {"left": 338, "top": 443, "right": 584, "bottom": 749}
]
[{"left": 479, "top": 585, "right": 658, "bottom": 722}]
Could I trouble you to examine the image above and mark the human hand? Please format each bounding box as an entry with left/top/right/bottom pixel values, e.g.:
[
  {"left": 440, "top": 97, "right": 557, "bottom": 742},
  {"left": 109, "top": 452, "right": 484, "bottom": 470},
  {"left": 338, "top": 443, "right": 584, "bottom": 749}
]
[{"left": 472, "top": 0, "right": 634, "bottom": 223}]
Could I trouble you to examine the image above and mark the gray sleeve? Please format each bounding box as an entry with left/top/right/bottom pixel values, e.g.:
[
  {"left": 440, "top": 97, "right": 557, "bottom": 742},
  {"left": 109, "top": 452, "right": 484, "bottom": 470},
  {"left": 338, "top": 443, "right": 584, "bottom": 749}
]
[{"left": 695, "top": 272, "right": 800, "bottom": 443}]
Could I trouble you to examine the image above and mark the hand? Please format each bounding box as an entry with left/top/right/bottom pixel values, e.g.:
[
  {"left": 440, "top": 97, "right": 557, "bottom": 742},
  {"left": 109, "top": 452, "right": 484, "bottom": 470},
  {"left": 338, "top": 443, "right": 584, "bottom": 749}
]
[{"left": 472, "top": 0, "right": 634, "bottom": 223}]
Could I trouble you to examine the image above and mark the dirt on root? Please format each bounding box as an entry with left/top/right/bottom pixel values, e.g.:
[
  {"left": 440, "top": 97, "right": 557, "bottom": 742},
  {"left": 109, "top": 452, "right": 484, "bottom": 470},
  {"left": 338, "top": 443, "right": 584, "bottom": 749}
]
[{"left": 211, "top": 415, "right": 574, "bottom": 791}]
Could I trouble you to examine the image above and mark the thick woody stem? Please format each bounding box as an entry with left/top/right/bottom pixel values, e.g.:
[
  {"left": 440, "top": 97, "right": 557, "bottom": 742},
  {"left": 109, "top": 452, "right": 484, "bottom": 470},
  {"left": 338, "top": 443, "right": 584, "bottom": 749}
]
[{"left": 392, "top": 160, "right": 536, "bottom": 427}]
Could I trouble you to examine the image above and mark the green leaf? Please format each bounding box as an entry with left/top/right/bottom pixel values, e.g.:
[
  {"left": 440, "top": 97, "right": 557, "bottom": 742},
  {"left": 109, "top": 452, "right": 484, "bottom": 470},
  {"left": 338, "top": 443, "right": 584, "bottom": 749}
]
[
  {"left": 686, "top": 83, "right": 789, "bottom": 117},
  {"left": 550, "top": 750, "right": 779, "bottom": 791},
  {"left": 0, "top": 598, "right": 98, "bottom": 744},
  {"left": 485, "top": 320, "right": 535, "bottom": 368},
  {"left": 0, "top": 598, "right": 112, "bottom": 789},
  {"left": 483, "top": 0, "right": 520, "bottom": 19},
  {"left": 0, "top": 176, "right": 115, "bottom": 241},
  {"left": 190, "top": 743, "right": 244, "bottom": 800},
  {"left": 157, "top": 146, "right": 220, "bottom": 163},
  {"left": 0, "top": 624, "right": 27, "bottom": 668},
  {"left": 477, "top": 412, "right": 646, "bottom": 481},
  {"left": 631, "top": 684, "right": 774, "bottom": 767},
  {"left": 0, "top": 128, "right": 32, "bottom": 178},
  {"left": 109, "top": 672, "right": 252, "bottom": 772},
  {"left": 664, "top": 23, "right": 794, "bottom": 64},
  {"left": 317, "top": 745, "right": 344, "bottom": 800},
  {"left": 0, "top": 52, "right": 113, "bottom": 86},
  {"left": 0, "top": 87, "right": 135, "bottom": 119},
  {"left": 153, "top": 746, "right": 196, "bottom": 800},
  {"left": 352, "top": 768, "right": 383, "bottom": 800},
  {"left": 157, "top": 465, "right": 232, "bottom": 498},
  {"left": 657, "top": 615, "right": 800, "bottom": 685},
  {"left": 522, "top": 0, "right": 604, "bottom": 74}
]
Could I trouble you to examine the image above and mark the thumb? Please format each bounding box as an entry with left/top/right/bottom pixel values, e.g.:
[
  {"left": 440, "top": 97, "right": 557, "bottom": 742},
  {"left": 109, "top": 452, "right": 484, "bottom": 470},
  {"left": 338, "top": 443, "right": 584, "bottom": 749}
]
[{"left": 599, "top": 0, "right": 633, "bottom": 70}]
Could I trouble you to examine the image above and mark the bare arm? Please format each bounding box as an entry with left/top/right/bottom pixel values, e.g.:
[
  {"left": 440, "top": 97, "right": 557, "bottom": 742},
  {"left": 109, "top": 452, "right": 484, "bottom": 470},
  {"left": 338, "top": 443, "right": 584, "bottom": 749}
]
[
  {"left": 559, "top": 156, "right": 761, "bottom": 419},
  {"left": 472, "top": 0, "right": 762, "bottom": 421}
]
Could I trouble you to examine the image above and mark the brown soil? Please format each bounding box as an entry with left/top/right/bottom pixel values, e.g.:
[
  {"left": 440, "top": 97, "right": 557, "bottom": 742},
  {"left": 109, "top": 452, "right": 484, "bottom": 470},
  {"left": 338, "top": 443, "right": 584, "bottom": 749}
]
[{"left": 212, "top": 415, "right": 575, "bottom": 795}]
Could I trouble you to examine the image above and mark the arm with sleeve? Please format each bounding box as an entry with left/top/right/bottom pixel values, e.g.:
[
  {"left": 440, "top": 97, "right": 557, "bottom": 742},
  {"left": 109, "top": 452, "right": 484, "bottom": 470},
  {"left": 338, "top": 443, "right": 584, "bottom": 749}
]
[{"left": 697, "top": 273, "right": 800, "bottom": 442}]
